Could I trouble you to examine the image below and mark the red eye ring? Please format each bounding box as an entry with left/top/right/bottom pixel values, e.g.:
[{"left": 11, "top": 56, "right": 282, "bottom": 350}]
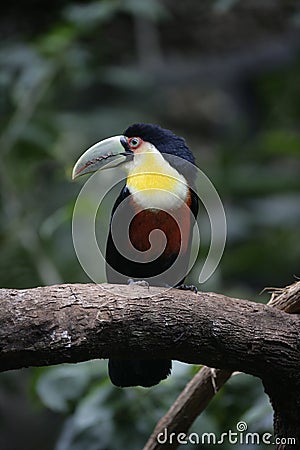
[{"left": 128, "top": 137, "right": 142, "bottom": 149}]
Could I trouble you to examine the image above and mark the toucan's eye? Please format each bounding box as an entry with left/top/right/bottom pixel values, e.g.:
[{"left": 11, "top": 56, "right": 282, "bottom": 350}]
[{"left": 128, "top": 137, "right": 142, "bottom": 149}]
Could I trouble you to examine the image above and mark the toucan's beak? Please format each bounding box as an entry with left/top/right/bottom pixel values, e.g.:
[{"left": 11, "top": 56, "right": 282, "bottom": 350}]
[{"left": 72, "top": 135, "right": 131, "bottom": 180}]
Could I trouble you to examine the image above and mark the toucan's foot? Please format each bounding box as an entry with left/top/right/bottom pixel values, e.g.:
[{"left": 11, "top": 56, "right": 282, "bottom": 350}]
[
  {"left": 127, "top": 278, "right": 150, "bottom": 288},
  {"left": 176, "top": 284, "right": 198, "bottom": 293}
]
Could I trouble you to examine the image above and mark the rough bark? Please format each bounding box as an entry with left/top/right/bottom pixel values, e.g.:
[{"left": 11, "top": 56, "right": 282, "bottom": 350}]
[
  {"left": 1, "top": 282, "right": 300, "bottom": 448},
  {"left": 0, "top": 283, "right": 299, "bottom": 376}
]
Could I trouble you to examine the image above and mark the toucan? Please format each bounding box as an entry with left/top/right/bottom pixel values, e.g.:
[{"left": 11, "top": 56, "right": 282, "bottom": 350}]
[{"left": 72, "top": 123, "right": 199, "bottom": 387}]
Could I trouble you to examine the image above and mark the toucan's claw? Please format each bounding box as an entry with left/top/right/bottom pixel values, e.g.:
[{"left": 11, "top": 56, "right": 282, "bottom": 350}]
[
  {"left": 127, "top": 278, "right": 150, "bottom": 289},
  {"left": 176, "top": 284, "right": 198, "bottom": 293}
]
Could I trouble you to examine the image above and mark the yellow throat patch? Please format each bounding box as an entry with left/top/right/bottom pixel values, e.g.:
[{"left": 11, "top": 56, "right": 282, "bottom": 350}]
[{"left": 125, "top": 149, "right": 188, "bottom": 210}]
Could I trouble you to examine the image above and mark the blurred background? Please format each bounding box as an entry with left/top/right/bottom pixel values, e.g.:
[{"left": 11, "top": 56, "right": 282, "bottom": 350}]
[{"left": 0, "top": 0, "right": 300, "bottom": 449}]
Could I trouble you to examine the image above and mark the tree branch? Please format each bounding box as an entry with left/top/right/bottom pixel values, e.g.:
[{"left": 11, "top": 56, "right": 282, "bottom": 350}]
[
  {"left": 1, "top": 282, "right": 300, "bottom": 448},
  {"left": 144, "top": 366, "right": 233, "bottom": 450},
  {"left": 1, "top": 283, "right": 300, "bottom": 379}
]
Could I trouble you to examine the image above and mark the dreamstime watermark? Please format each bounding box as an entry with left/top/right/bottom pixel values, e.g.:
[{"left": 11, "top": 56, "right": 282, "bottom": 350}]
[
  {"left": 156, "top": 422, "right": 296, "bottom": 446},
  {"left": 72, "top": 152, "right": 227, "bottom": 296}
]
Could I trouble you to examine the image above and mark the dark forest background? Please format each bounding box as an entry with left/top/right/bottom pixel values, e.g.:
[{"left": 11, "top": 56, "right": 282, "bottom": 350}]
[{"left": 0, "top": 1, "right": 300, "bottom": 449}]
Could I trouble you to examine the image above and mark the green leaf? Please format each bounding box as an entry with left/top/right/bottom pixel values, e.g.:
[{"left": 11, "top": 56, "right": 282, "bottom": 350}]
[{"left": 36, "top": 362, "right": 104, "bottom": 413}]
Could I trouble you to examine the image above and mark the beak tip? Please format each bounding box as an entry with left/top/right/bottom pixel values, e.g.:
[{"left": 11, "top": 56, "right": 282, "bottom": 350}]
[
  {"left": 71, "top": 135, "right": 127, "bottom": 180},
  {"left": 71, "top": 168, "right": 78, "bottom": 181}
]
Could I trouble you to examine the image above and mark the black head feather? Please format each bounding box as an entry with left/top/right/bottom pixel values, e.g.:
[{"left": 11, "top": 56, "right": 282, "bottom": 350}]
[
  {"left": 124, "top": 123, "right": 197, "bottom": 185},
  {"left": 124, "top": 123, "right": 195, "bottom": 164}
]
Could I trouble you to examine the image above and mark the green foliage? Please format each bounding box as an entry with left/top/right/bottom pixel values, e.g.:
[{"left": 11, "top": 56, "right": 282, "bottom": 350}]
[
  {"left": 30, "top": 364, "right": 273, "bottom": 450},
  {"left": 35, "top": 362, "right": 104, "bottom": 414},
  {"left": 32, "top": 362, "right": 197, "bottom": 450}
]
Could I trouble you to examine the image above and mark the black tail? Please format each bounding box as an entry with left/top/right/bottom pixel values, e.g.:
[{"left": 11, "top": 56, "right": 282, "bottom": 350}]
[{"left": 108, "top": 359, "right": 172, "bottom": 388}]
